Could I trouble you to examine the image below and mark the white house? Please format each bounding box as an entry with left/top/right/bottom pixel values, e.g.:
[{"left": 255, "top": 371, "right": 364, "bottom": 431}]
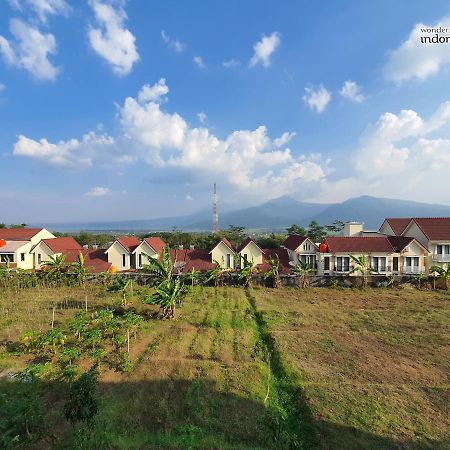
[
  {"left": 0, "top": 228, "right": 55, "bottom": 270},
  {"left": 236, "top": 237, "right": 264, "bottom": 268},
  {"left": 132, "top": 236, "right": 166, "bottom": 269},
  {"left": 105, "top": 236, "right": 141, "bottom": 271},
  {"left": 32, "top": 237, "right": 82, "bottom": 269},
  {"left": 210, "top": 238, "right": 235, "bottom": 269},
  {"left": 282, "top": 235, "right": 319, "bottom": 269}
]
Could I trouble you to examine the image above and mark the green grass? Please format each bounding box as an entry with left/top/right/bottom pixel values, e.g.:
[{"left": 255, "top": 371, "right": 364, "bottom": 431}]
[{"left": 1, "top": 284, "right": 449, "bottom": 449}]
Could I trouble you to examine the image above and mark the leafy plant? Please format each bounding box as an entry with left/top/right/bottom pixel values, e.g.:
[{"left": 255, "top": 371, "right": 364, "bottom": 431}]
[
  {"left": 292, "top": 261, "right": 314, "bottom": 288},
  {"left": 237, "top": 256, "right": 257, "bottom": 287},
  {"left": 349, "top": 255, "right": 372, "bottom": 288},
  {"left": 430, "top": 265, "right": 450, "bottom": 290},
  {"left": 264, "top": 256, "right": 281, "bottom": 288}
]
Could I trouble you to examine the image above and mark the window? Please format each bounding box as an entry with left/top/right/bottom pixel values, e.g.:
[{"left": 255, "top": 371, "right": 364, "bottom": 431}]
[
  {"left": 324, "top": 256, "right": 330, "bottom": 271},
  {"left": 393, "top": 257, "right": 399, "bottom": 271},
  {"left": 336, "top": 257, "right": 350, "bottom": 271},
  {"left": 20, "top": 253, "right": 25, "bottom": 262},
  {"left": 372, "top": 257, "right": 387, "bottom": 272},
  {"left": 138, "top": 253, "right": 142, "bottom": 267},
  {"left": 303, "top": 243, "right": 311, "bottom": 251},
  {"left": 38, "top": 254, "right": 41, "bottom": 264},
  {"left": 437, "top": 245, "right": 449, "bottom": 255},
  {"left": 406, "top": 257, "right": 419, "bottom": 267},
  {"left": 226, "top": 254, "right": 231, "bottom": 268},
  {"left": 122, "top": 254, "right": 126, "bottom": 267},
  {"left": 1, "top": 254, "right": 14, "bottom": 263},
  {"left": 242, "top": 253, "right": 248, "bottom": 268}
]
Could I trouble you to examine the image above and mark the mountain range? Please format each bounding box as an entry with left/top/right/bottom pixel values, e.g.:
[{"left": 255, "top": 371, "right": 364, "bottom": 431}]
[{"left": 39, "top": 195, "right": 450, "bottom": 232}]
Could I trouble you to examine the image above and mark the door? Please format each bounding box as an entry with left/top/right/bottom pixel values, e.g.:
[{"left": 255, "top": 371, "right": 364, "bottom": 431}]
[{"left": 393, "top": 257, "right": 399, "bottom": 272}]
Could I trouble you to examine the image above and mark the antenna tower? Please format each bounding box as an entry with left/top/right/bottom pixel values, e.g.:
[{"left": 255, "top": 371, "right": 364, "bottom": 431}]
[{"left": 212, "top": 183, "right": 218, "bottom": 232}]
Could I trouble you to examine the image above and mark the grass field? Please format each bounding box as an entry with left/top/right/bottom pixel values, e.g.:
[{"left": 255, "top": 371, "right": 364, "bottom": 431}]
[{"left": 0, "top": 285, "right": 449, "bottom": 449}]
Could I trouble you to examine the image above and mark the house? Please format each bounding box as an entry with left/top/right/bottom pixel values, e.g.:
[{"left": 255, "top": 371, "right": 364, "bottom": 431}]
[
  {"left": 0, "top": 228, "right": 55, "bottom": 269},
  {"left": 32, "top": 236, "right": 82, "bottom": 269},
  {"left": 380, "top": 217, "right": 450, "bottom": 269},
  {"left": 282, "top": 235, "right": 319, "bottom": 269},
  {"left": 132, "top": 236, "right": 166, "bottom": 269},
  {"left": 317, "top": 235, "right": 428, "bottom": 276},
  {"left": 236, "top": 237, "right": 264, "bottom": 268},
  {"left": 210, "top": 238, "right": 236, "bottom": 269},
  {"left": 105, "top": 236, "right": 141, "bottom": 271}
]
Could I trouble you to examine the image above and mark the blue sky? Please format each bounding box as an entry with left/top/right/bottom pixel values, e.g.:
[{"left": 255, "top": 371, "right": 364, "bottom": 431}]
[{"left": 1, "top": 0, "right": 450, "bottom": 224}]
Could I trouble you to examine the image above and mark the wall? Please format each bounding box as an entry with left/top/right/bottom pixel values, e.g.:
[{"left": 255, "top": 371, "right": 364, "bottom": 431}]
[
  {"left": 211, "top": 242, "right": 235, "bottom": 269},
  {"left": 239, "top": 242, "right": 263, "bottom": 267},
  {"left": 106, "top": 242, "right": 130, "bottom": 271}
]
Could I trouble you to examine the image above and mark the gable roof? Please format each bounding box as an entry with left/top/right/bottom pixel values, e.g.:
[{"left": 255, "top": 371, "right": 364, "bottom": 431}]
[
  {"left": 64, "top": 249, "right": 112, "bottom": 273},
  {"left": 143, "top": 236, "right": 166, "bottom": 254},
  {"left": 381, "top": 218, "right": 411, "bottom": 235},
  {"left": 210, "top": 237, "right": 235, "bottom": 254},
  {"left": 114, "top": 236, "right": 141, "bottom": 253},
  {"left": 283, "top": 235, "right": 307, "bottom": 251},
  {"left": 409, "top": 218, "right": 450, "bottom": 240},
  {"left": 258, "top": 248, "right": 291, "bottom": 275},
  {"left": 236, "top": 237, "right": 264, "bottom": 254},
  {"left": 325, "top": 236, "right": 396, "bottom": 253},
  {"left": 41, "top": 237, "right": 82, "bottom": 253},
  {"left": 0, "top": 228, "right": 44, "bottom": 240}
]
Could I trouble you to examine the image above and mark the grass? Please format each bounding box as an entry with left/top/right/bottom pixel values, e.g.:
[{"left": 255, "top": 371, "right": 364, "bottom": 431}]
[{"left": 0, "top": 284, "right": 449, "bottom": 449}]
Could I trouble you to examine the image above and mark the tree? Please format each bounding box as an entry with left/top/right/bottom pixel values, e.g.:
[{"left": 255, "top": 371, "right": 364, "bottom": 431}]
[
  {"left": 293, "top": 261, "right": 314, "bottom": 288},
  {"left": 142, "top": 247, "right": 174, "bottom": 285},
  {"left": 42, "top": 254, "right": 67, "bottom": 284},
  {"left": 71, "top": 252, "right": 89, "bottom": 285},
  {"left": 257, "top": 233, "right": 285, "bottom": 249},
  {"left": 264, "top": 257, "right": 281, "bottom": 288},
  {"left": 349, "top": 255, "right": 373, "bottom": 288},
  {"left": 430, "top": 265, "right": 450, "bottom": 290},
  {"left": 307, "top": 221, "right": 327, "bottom": 243},
  {"left": 413, "top": 272, "right": 426, "bottom": 289},
  {"left": 226, "top": 225, "right": 246, "bottom": 247},
  {"left": 286, "top": 224, "right": 307, "bottom": 236},
  {"left": 325, "top": 220, "right": 345, "bottom": 234},
  {"left": 185, "top": 268, "right": 201, "bottom": 288},
  {"left": 64, "top": 367, "right": 99, "bottom": 427},
  {"left": 107, "top": 275, "right": 133, "bottom": 306}
]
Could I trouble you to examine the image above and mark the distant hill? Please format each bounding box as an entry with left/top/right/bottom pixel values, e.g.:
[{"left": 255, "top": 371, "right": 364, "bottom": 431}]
[{"left": 39, "top": 195, "right": 450, "bottom": 232}]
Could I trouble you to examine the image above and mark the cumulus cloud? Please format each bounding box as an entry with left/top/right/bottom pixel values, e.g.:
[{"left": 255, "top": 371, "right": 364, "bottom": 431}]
[
  {"left": 274, "top": 131, "right": 296, "bottom": 147},
  {"left": 13, "top": 132, "right": 115, "bottom": 167},
  {"left": 193, "top": 55, "right": 205, "bottom": 68},
  {"left": 88, "top": 0, "right": 139, "bottom": 76},
  {"left": 137, "top": 78, "right": 169, "bottom": 103},
  {"left": 249, "top": 32, "right": 280, "bottom": 67},
  {"left": 161, "top": 30, "right": 185, "bottom": 52},
  {"left": 86, "top": 186, "right": 110, "bottom": 196},
  {"left": 8, "top": 0, "right": 70, "bottom": 23},
  {"left": 0, "top": 18, "right": 60, "bottom": 80},
  {"left": 197, "top": 112, "right": 206, "bottom": 124},
  {"left": 303, "top": 85, "right": 331, "bottom": 113},
  {"left": 384, "top": 16, "right": 450, "bottom": 82},
  {"left": 340, "top": 80, "right": 364, "bottom": 103}
]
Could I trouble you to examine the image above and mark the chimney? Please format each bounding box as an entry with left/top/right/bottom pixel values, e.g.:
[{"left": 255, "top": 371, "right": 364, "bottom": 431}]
[
  {"left": 189, "top": 245, "right": 195, "bottom": 250},
  {"left": 343, "top": 222, "right": 364, "bottom": 237},
  {"left": 92, "top": 244, "right": 98, "bottom": 250},
  {"left": 178, "top": 244, "right": 184, "bottom": 250},
  {"left": 83, "top": 244, "right": 89, "bottom": 249}
]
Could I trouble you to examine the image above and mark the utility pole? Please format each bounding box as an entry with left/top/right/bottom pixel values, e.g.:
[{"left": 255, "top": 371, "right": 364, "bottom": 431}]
[{"left": 212, "top": 183, "right": 218, "bottom": 233}]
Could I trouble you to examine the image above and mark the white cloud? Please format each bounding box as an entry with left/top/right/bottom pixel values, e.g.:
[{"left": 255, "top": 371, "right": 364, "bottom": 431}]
[
  {"left": 8, "top": 0, "right": 70, "bottom": 23},
  {"left": 161, "top": 30, "right": 185, "bottom": 53},
  {"left": 223, "top": 58, "right": 240, "bottom": 69},
  {"left": 384, "top": 16, "right": 450, "bottom": 82},
  {"left": 340, "top": 80, "right": 364, "bottom": 103},
  {"left": 88, "top": 0, "right": 139, "bottom": 76},
  {"left": 249, "top": 32, "right": 280, "bottom": 67},
  {"left": 0, "top": 83, "right": 5, "bottom": 92},
  {"left": 274, "top": 131, "right": 296, "bottom": 147},
  {"left": 197, "top": 112, "right": 206, "bottom": 124},
  {"left": 13, "top": 131, "right": 115, "bottom": 167},
  {"left": 0, "top": 18, "right": 60, "bottom": 80},
  {"left": 86, "top": 186, "right": 110, "bottom": 196},
  {"left": 137, "top": 78, "right": 168, "bottom": 103},
  {"left": 303, "top": 85, "right": 331, "bottom": 113},
  {"left": 193, "top": 55, "right": 205, "bottom": 68}
]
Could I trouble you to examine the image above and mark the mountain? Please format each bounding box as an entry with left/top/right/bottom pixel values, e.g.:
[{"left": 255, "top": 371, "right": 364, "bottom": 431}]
[{"left": 39, "top": 195, "right": 450, "bottom": 232}]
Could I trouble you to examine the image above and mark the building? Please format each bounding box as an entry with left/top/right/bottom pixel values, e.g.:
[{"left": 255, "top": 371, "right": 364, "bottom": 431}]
[
  {"left": 210, "top": 238, "right": 236, "bottom": 269},
  {"left": 282, "top": 235, "right": 319, "bottom": 269},
  {"left": 0, "top": 228, "right": 55, "bottom": 269},
  {"left": 32, "top": 236, "right": 82, "bottom": 269},
  {"left": 236, "top": 237, "right": 265, "bottom": 268},
  {"left": 105, "top": 236, "right": 141, "bottom": 271},
  {"left": 132, "top": 236, "right": 166, "bottom": 269}
]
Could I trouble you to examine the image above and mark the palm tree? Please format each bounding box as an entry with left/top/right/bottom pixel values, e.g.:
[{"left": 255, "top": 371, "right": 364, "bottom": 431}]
[
  {"left": 143, "top": 277, "right": 188, "bottom": 319},
  {"left": 293, "top": 260, "right": 314, "bottom": 288},
  {"left": 430, "top": 265, "right": 450, "bottom": 290},
  {"left": 349, "top": 255, "right": 372, "bottom": 288},
  {"left": 264, "top": 256, "right": 281, "bottom": 288}
]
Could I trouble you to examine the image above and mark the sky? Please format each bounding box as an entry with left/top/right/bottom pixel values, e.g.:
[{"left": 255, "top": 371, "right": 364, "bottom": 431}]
[{"left": 1, "top": 0, "right": 450, "bottom": 224}]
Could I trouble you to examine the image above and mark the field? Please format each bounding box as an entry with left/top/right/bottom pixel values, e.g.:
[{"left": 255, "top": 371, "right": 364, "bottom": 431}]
[{"left": 0, "top": 284, "right": 449, "bottom": 449}]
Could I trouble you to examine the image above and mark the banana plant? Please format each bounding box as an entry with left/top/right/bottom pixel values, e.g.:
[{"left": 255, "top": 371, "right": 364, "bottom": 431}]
[
  {"left": 204, "top": 263, "right": 226, "bottom": 287},
  {"left": 237, "top": 257, "right": 257, "bottom": 287},
  {"left": 185, "top": 268, "right": 201, "bottom": 288},
  {"left": 292, "top": 261, "right": 314, "bottom": 288},
  {"left": 413, "top": 272, "right": 426, "bottom": 289},
  {"left": 71, "top": 252, "right": 89, "bottom": 286},
  {"left": 349, "top": 255, "right": 373, "bottom": 288},
  {"left": 264, "top": 256, "right": 281, "bottom": 289},
  {"left": 42, "top": 254, "right": 67, "bottom": 285},
  {"left": 141, "top": 246, "right": 174, "bottom": 285},
  {"left": 430, "top": 265, "right": 450, "bottom": 290},
  {"left": 107, "top": 275, "right": 133, "bottom": 306}
]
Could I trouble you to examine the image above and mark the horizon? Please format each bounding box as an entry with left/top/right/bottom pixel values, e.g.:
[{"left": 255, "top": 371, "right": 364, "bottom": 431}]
[{"left": 2, "top": 1, "right": 450, "bottom": 223}]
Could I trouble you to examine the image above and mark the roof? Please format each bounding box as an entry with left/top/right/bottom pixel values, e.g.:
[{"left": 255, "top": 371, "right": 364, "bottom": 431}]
[
  {"left": 283, "top": 235, "right": 307, "bottom": 251},
  {"left": 41, "top": 237, "right": 82, "bottom": 253},
  {"left": 0, "top": 228, "right": 44, "bottom": 240},
  {"left": 64, "top": 249, "right": 112, "bottom": 273},
  {"left": 0, "top": 240, "right": 29, "bottom": 253},
  {"left": 324, "top": 236, "right": 396, "bottom": 253},
  {"left": 184, "top": 249, "right": 216, "bottom": 273},
  {"left": 258, "top": 248, "right": 291, "bottom": 275},
  {"left": 386, "top": 236, "right": 416, "bottom": 252},
  {"left": 143, "top": 236, "right": 166, "bottom": 254},
  {"left": 210, "top": 237, "right": 235, "bottom": 253},
  {"left": 410, "top": 218, "right": 450, "bottom": 240},
  {"left": 115, "top": 236, "right": 141, "bottom": 253},
  {"left": 382, "top": 218, "right": 411, "bottom": 235},
  {"left": 236, "top": 237, "right": 264, "bottom": 254}
]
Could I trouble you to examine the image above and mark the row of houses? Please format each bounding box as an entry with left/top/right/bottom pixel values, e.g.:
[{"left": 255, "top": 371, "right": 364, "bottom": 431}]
[{"left": 0, "top": 217, "right": 449, "bottom": 276}]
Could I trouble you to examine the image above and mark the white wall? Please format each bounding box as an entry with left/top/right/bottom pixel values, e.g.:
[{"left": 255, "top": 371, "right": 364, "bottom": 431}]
[
  {"left": 239, "top": 241, "right": 263, "bottom": 267},
  {"left": 211, "top": 242, "right": 235, "bottom": 269},
  {"left": 106, "top": 242, "right": 131, "bottom": 271}
]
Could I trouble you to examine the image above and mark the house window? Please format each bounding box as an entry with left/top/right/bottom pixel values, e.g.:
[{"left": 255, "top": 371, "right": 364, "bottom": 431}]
[
  {"left": 226, "top": 254, "right": 231, "bottom": 268},
  {"left": 437, "top": 244, "right": 450, "bottom": 255},
  {"left": 336, "top": 257, "right": 350, "bottom": 272},
  {"left": 20, "top": 253, "right": 26, "bottom": 262},
  {"left": 393, "top": 257, "right": 399, "bottom": 272},
  {"left": 122, "top": 254, "right": 126, "bottom": 267},
  {"left": 372, "top": 257, "right": 386, "bottom": 272},
  {"left": 324, "top": 257, "right": 330, "bottom": 271},
  {"left": 1, "top": 254, "right": 14, "bottom": 263},
  {"left": 303, "top": 243, "right": 311, "bottom": 251},
  {"left": 405, "top": 257, "right": 419, "bottom": 267},
  {"left": 138, "top": 253, "right": 142, "bottom": 267},
  {"left": 38, "top": 254, "right": 42, "bottom": 264}
]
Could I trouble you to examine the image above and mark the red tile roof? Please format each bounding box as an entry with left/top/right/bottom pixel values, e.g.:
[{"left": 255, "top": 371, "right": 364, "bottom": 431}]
[
  {"left": 0, "top": 228, "right": 44, "bottom": 240},
  {"left": 236, "top": 237, "right": 264, "bottom": 254},
  {"left": 410, "top": 218, "right": 450, "bottom": 240},
  {"left": 383, "top": 218, "right": 411, "bottom": 235},
  {"left": 116, "top": 236, "right": 141, "bottom": 252},
  {"left": 386, "top": 236, "right": 416, "bottom": 252},
  {"left": 325, "top": 236, "right": 396, "bottom": 253},
  {"left": 283, "top": 235, "right": 307, "bottom": 251},
  {"left": 210, "top": 237, "right": 235, "bottom": 253},
  {"left": 64, "top": 249, "right": 112, "bottom": 273},
  {"left": 144, "top": 236, "right": 166, "bottom": 254},
  {"left": 258, "top": 248, "right": 291, "bottom": 274},
  {"left": 184, "top": 249, "right": 216, "bottom": 272},
  {"left": 41, "top": 237, "right": 82, "bottom": 253}
]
